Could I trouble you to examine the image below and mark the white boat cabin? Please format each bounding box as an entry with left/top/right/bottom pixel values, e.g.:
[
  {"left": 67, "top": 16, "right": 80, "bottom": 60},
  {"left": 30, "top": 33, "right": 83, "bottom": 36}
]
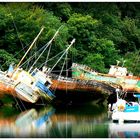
[
  {"left": 12, "top": 68, "right": 35, "bottom": 86},
  {"left": 108, "top": 65, "right": 129, "bottom": 77}
]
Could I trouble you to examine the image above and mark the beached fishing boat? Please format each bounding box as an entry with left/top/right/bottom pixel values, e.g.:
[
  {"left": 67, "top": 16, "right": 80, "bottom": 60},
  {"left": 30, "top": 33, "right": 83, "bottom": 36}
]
[
  {"left": 0, "top": 27, "right": 56, "bottom": 104},
  {"left": 42, "top": 41, "right": 118, "bottom": 103},
  {"left": 50, "top": 73, "right": 116, "bottom": 94},
  {"left": 71, "top": 62, "right": 140, "bottom": 93},
  {"left": 0, "top": 68, "right": 54, "bottom": 104},
  {"left": 12, "top": 67, "right": 54, "bottom": 103}
]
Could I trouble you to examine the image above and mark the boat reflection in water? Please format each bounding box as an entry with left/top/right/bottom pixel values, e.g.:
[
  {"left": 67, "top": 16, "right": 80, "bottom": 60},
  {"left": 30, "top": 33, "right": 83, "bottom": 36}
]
[
  {"left": 109, "top": 123, "right": 140, "bottom": 138},
  {"left": 0, "top": 106, "right": 55, "bottom": 137},
  {"left": 0, "top": 104, "right": 108, "bottom": 138}
]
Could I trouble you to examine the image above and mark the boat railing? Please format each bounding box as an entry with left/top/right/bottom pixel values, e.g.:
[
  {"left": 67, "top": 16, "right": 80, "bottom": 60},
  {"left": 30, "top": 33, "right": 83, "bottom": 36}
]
[{"left": 0, "top": 70, "right": 6, "bottom": 75}]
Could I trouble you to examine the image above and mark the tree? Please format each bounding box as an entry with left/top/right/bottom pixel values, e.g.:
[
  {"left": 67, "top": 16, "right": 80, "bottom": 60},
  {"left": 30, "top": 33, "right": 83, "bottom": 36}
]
[
  {"left": 89, "top": 38, "right": 120, "bottom": 68},
  {"left": 67, "top": 13, "right": 120, "bottom": 71},
  {"left": 83, "top": 53, "right": 106, "bottom": 73},
  {"left": 67, "top": 13, "right": 99, "bottom": 62},
  {"left": 124, "top": 51, "right": 140, "bottom": 76},
  {"left": 0, "top": 49, "right": 18, "bottom": 70},
  {"left": 0, "top": 3, "right": 69, "bottom": 70},
  {"left": 1, "top": 3, "right": 140, "bottom": 75}
]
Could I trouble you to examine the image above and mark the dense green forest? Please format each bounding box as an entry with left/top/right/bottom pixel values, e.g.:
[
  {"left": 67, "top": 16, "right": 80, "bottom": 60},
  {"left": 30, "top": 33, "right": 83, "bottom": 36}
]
[{"left": 0, "top": 2, "right": 140, "bottom": 76}]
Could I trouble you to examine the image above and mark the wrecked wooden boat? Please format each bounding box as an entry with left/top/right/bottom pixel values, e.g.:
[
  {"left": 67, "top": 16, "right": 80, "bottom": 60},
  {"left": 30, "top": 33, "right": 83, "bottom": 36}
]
[
  {"left": 0, "top": 27, "right": 55, "bottom": 104},
  {"left": 0, "top": 68, "right": 54, "bottom": 104},
  {"left": 0, "top": 26, "right": 77, "bottom": 105},
  {"left": 50, "top": 73, "right": 116, "bottom": 94},
  {"left": 71, "top": 62, "right": 140, "bottom": 93}
]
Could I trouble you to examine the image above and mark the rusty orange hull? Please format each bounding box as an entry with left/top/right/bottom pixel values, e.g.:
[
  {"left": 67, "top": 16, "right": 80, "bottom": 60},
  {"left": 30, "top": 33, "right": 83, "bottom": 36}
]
[
  {"left": 50, "top": 79, "right": 114, "bottom": 94},
  {"left": 0, "top": 82, "right": 16, "bottom": 97},
  {"left": 0, "top": 82, "right": 35, "bottom": 103},
  {"left": 50, "top": 78, "right": 140, "bottom": 95}
]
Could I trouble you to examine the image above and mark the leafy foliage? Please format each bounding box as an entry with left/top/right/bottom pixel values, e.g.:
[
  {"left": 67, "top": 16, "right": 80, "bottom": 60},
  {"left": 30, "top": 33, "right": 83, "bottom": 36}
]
[
  {"left": 83, "top": 53, "right": 106, "bottom": 73},
  {"left": 0, "top": 49, "right": 18, "bottom": 70},
  {"left": 0, "top": 3, "right": 140, "bottom": 75},
  {"left": 124, "top": 51, "right": 140, "bottom": 76}
]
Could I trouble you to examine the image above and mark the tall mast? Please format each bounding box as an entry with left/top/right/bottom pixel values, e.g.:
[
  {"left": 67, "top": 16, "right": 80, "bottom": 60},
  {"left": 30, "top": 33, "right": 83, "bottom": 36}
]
[
  {"left": 48, "top": 38, "right": 76, "bottom": 74},
  {"left": 15, "top": 26, "right": 45, "bottom": 70},
  {"left": 28, "top": 25, "right": 63, "bottom": 73}
]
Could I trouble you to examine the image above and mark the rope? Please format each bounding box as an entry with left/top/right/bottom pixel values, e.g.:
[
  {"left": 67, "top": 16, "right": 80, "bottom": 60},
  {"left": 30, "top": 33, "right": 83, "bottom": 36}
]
[
  {"left": 28, "top": 25, "right": 63, "bottom": 73},
  {"left": 20, "top": 42, "right": 50, "bottom": 68},
  {"left": 11, "top": 82, "right": 27, "bottom": 111},
  {"left": 51, "top": 68, "right": 72, "bottom": 72},
  {"left": 53, "top": 55, "right": 67, "bottom": 92},
  {"left": 14, "top": 28, "right": 66, "bottom": 72},
  {"left": 0, "top": 42, "right": 30, "bottom": 69},
  {"left": 10, "top": 90, "right": 23, "bottom": 112},
  {"left": 5, "top": 5, "right": 29, "bottom": 111},
  {"left": 28, "top": 41, "right": 51, "bottom": 73},
  {"left": 6, "top": 5, "right": 26, "bottom": 53},
  {"left": 25, "top": 42, "right": 38, "bottom": 70},
  {"left": 45, "top": 43, "right": 52, "bottom": 66},
  {"left": 47, "top": 39, "right": 75, "bottom": 75},
  {"left": 38, "top": 50, "right": 65, "bottom": 70}
]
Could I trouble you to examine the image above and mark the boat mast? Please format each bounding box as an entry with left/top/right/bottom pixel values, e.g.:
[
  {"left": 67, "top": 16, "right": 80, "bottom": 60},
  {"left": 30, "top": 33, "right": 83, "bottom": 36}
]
[
  {"left": 48, "top": 38, "right": 76, "bottom": 74},
  {"left": 15, "top": 26, "right": 45, "bottom": 70},
  {"left": 28, "top": 25, "right": 63, "bottom": 73}
]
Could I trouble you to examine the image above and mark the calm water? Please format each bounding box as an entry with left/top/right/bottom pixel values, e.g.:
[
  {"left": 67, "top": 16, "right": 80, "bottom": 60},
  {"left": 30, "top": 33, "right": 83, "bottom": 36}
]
[{"left": 0, "top": 103, "right": 139, "bottom": 138}]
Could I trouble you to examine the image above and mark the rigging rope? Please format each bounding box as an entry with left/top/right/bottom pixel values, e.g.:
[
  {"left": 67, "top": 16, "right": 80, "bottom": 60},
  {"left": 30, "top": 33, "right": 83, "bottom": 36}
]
[
  {"left": 45, "top": 43, "right": 52, "bottom": 66},
  {"left": 20, "top": 42, "right": 49, "bottom": 68},
  {"left": 28, "top": 41, "right": 51, "bottom": 73},
  {"left": 11, "top": 90, "right": 24, "bottom": 112},
  {"left": 38, "top": 50, "right": 65, "bottom": 70},
  {"left": 47, "top": 39, "right": 75, "bottom": 75},
  {"left": 1, "top": 42, "right": 31, "bottom": 69},
  {"left": 53, "top": 54, "right": 67, "bottom": 92},
  {"left": 5, "top": 5, "right": 30, "bottom": 112},
  {"left": 6, "top": 5, "right": 26, "bottom": 53},
  {"left": 28, "top": 25, "right": 63, "bottom": 73}
]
